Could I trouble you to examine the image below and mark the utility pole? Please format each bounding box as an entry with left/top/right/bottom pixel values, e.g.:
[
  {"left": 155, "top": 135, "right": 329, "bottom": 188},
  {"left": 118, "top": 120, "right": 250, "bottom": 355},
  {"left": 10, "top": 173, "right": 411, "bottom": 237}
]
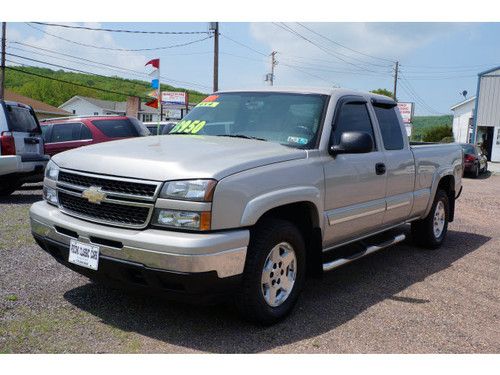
[
  {"left": 0, "top": 22, "right": 6, "bottom": 100},
  {"left": 270, "top": 51, "right": 277, "bottom": 86},
  {"left": 210, "top": 22, "right": 219, "bottom": 93},
  {"left": 393, "top": 61, "right": 399, "bottom": 102}
]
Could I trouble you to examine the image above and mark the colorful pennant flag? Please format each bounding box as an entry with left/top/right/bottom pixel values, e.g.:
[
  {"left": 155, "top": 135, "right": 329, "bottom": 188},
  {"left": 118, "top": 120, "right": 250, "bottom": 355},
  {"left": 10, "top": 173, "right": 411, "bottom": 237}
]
[
  {"left": 145, "top": 98, "right": 159, "bottom": 109},
  {"left": 145, "top": 59, "right": 160, "bottom": 69}
]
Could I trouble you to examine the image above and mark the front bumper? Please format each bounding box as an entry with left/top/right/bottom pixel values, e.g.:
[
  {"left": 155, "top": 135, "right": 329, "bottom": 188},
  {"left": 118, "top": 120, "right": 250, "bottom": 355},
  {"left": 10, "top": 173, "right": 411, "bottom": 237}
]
[{"left": 30, "top": 201, "right": 249, "bottom": 295}]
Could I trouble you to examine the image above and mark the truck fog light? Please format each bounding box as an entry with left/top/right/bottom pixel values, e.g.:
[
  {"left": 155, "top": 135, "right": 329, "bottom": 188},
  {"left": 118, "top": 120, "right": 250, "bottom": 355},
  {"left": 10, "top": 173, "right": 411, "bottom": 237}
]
[
  {"left": 153, "top": 209, "right": 211, "bottom": 231},
  {"left": 43, "top": 186, "right": 58, "bottom": 206}
]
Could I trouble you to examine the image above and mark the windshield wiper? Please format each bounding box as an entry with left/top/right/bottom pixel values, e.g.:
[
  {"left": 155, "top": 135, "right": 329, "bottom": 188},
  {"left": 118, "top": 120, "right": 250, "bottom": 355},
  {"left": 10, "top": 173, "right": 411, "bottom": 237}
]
[{"left": 216, "top": 134, "right": 267, "bottom": 142}]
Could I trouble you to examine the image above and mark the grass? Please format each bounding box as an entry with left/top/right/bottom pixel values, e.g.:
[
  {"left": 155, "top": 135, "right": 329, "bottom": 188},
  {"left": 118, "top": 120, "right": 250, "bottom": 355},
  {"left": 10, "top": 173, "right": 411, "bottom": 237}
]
[
  {"left": 4, "top": 295, "right": 18, "bottom": 302},
  {"left": 0, "top": 201, "right": 37, "bottom": 251}
]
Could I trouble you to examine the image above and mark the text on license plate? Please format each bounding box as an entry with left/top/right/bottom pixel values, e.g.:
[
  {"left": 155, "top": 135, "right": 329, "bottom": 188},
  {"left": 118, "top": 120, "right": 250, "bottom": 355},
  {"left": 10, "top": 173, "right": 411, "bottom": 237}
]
[{"left": 68, "top": 239, "right": 100, "bottom": 271}]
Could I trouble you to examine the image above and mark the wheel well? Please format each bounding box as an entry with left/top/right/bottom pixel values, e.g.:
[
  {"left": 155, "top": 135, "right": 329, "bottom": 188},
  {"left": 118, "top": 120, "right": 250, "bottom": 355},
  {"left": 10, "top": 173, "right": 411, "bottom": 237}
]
[
  {"left": 437, "top": 175, "right": 456, "bottom": 222},
  {"left": 256, "top": 202, "right": 323, "bottom": 278}
]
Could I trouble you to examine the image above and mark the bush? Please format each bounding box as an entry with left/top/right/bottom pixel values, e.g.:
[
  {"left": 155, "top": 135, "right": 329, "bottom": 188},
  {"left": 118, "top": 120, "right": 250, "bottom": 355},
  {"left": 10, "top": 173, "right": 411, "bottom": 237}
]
[
  {"left": 422, "top": 125, "right": 453, "bottom": 142},
  {"left": 440, "top": 136, "right": 455, "bottom": 143}
]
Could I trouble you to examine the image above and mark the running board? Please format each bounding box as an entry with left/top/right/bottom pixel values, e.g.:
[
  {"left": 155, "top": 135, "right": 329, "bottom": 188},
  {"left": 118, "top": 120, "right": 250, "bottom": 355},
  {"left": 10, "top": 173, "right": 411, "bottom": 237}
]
[{"left": 322, "top": 234, "right": 406, "bottom": 272}]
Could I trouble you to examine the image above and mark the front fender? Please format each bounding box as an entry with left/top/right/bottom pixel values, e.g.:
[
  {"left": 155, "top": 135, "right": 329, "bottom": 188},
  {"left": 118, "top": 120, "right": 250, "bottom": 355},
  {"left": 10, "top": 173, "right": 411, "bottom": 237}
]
[{"left": 240, "top": 186, "right": 323, "bottom": 227}]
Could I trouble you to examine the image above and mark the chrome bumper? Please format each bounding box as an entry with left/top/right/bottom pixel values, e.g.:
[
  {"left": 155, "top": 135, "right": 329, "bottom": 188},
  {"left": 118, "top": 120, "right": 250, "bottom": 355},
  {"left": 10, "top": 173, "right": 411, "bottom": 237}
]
[{"left": 30, "top": 201, "right": 249, "bottom": 278}]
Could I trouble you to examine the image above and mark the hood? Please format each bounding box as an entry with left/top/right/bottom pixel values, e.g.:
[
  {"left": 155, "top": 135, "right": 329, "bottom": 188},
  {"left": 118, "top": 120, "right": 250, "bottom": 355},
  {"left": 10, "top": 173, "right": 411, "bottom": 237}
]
[{"left": 52, "top": 135, "right": 307, "bottom": 181}]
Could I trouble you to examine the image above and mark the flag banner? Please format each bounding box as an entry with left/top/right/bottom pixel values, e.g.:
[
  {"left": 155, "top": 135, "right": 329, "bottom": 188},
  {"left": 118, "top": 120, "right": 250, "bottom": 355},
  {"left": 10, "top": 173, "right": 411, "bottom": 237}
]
[
  {"left": 148, "top": 69, "right": 159, "bottom": 78},
  {"left": 145, "top": 59, "right": 160, "bottom": 69},
  {"left": 147, "top": 90, "right": 158, "bottom": 98},
  {"left": 145, "top": 98, "right": 159, "bottom": 109},
  {"left": 151, "top": 79, "right": 159, "bottom": 89}
]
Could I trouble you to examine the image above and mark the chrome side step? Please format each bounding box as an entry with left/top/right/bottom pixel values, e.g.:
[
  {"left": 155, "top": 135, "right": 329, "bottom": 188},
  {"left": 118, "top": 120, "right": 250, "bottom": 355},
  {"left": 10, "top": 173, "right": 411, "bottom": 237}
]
[{"left": 322, "top": 234, "right": 406, "bottom": 272}]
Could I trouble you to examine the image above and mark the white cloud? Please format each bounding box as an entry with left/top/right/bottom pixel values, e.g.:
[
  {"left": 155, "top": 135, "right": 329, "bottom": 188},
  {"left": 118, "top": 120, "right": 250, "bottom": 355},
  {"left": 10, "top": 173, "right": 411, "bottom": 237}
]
[
  {"left": 10, "top": 23, "right": 148, "bottom": 78},
  {"left": 249, "top": 22, "right": 469, "bottom": 87}
]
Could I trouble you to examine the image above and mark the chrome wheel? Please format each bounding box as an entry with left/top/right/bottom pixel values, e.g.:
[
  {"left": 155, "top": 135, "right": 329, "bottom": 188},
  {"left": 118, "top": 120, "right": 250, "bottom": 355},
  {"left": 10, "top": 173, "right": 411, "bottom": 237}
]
[
  {"left": 433, "top": 200, "right": 446, "bottom": 238},
  {"left": 260, "top": 242, "right": 297, "bottom": 307}
]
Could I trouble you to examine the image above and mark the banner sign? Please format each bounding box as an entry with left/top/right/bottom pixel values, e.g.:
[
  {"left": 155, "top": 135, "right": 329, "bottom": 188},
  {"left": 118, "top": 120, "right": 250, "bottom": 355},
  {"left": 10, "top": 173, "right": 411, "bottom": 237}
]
[
  {"left": 397, "top": 102, "right": 414, "bottom": 124},
  {"left": 161, "top": 91, "right": 187, "bottom": 109}
]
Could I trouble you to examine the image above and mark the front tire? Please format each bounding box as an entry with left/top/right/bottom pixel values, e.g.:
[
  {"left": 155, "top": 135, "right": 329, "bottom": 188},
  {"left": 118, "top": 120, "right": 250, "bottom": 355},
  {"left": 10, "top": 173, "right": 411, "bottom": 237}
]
[
  {"left": 411, "top": 189, "right": 449, "bottom": 249},
  {"left": 235, "top": 218, "right": 306, "bottom": 325}
]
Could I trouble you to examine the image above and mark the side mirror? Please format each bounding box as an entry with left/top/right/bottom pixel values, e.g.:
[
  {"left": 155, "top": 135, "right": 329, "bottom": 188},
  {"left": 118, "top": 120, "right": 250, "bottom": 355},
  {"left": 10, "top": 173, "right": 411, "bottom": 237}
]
[{"left": 329, "top": 131, "right": 373, "bottom": 156}]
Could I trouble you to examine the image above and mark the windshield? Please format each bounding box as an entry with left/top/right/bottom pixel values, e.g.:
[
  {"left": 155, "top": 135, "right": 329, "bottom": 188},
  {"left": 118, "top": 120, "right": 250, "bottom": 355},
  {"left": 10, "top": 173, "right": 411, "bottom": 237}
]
[
  {"left": 169, "top": 92, "right": 328, "bottom": 148},
  {"left": 460, "top": 144, "right": 476, "bottom": 155}
]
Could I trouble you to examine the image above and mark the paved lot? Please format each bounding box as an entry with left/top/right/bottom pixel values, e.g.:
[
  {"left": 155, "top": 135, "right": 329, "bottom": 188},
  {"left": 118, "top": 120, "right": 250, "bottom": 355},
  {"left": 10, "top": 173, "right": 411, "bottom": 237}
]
[{"left": 0, "top": 174, "right": 499, "bottom": 353}]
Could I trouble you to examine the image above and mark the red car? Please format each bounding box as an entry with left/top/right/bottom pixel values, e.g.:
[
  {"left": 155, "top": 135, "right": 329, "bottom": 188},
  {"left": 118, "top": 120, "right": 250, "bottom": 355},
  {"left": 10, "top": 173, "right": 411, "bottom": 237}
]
[
  {"left": 40, "top": 116, "right": 150, "bottom": 156},
  {"left": 460, "top": 143, "right": 488, "bottom": 178}
]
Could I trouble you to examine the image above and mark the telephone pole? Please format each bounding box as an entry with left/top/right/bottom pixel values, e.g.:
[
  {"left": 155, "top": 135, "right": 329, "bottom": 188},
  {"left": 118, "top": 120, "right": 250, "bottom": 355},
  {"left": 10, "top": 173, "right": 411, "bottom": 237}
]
[
  {"left": 0, "top": 22, "right": 6, "bottom": 100},
  {"left": 210, "top": 22, "right": 219, "bottom": 93},
  {"left": 269, "top": 51, "right": 277, "bottom": 86},
  {"left": 393, "top": 61, "right": 399, "bottom": 102}
]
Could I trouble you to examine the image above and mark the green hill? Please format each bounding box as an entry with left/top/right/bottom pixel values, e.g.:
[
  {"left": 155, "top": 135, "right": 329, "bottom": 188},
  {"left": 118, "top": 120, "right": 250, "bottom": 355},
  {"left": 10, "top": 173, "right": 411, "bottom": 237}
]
[
  {"left": 411, "top": 115, "right": 453, "bottom": 141},
  {"left": 4, "top": 66, "right": 207, "bottom": 107}
]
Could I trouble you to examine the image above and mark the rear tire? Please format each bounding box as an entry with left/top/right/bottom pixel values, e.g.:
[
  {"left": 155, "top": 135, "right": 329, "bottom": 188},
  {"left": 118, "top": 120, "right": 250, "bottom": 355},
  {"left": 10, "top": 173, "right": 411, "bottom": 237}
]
[
  {"left": 411, "top": 189, "right": 449, "bottom": 249},
  {"left": 473, "top": 164, "right": 480, "bottom": 178},
  {"left": 235, "top": 218, "right": 306, "bottom": 325}
]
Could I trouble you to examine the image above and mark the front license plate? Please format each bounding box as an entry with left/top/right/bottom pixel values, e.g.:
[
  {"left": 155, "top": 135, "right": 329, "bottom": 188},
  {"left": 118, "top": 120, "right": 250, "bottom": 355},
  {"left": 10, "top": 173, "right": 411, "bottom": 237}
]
[{"left": 68, "top": 239, "right": 100, "bottom": 271}]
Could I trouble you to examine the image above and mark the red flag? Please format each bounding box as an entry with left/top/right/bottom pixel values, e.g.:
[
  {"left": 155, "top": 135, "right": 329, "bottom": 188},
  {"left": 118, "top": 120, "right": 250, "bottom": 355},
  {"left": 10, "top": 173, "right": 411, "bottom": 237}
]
[
  {"left": 145, "top": 59, "right": 160, "bottom": 69},
  {"left": 145, "top": 98, "right": 158, "bottom": 109}
]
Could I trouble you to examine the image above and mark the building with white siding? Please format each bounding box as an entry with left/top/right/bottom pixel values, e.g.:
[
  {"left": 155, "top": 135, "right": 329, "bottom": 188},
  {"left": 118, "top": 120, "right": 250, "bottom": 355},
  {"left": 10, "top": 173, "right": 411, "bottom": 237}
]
[
  {"left": 450, "top": 96, "right": 475, "bottom": 144},
  {"left": 472, "top": 66, "right": 500, "bottom": 162}
]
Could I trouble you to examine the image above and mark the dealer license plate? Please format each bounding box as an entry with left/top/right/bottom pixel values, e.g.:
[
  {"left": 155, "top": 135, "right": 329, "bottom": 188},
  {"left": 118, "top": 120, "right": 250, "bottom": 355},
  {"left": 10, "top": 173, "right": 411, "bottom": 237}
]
[{"left": 68, "top": 239, "right": 100, "bottom": 271}]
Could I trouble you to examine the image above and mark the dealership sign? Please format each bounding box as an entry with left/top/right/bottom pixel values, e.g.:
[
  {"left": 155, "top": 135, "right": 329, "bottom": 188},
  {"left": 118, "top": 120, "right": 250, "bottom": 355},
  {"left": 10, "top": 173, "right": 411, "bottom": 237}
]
[
  {"left": 397, "top": 102, "right": 414, "bottom": 124},
  {"left": 161, "top": 92, "right": 187, "bottom": 109}
]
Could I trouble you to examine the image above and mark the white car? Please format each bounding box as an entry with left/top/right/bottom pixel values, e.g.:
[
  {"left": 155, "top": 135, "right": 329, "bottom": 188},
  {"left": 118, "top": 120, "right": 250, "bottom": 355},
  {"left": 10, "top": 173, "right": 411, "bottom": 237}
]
[{"left": 0, "top": 100, "right": 49, "bottom": 196}]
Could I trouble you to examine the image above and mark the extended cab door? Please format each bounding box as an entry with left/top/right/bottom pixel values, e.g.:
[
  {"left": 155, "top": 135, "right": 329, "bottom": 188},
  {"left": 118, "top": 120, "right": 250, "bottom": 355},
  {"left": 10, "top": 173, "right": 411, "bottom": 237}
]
[
  {"left": 323, "top": 96, "right": 387, "bottom": 247},
  {"left": 370, "top": 99, "right": 415, "bottom": 226}
]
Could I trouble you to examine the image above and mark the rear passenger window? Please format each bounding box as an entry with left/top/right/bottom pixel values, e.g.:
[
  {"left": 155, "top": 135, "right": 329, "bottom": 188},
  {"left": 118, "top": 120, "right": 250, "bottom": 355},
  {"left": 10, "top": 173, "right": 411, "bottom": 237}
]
[
  {"left": 80, "top": 124, "right": 92, "bottom": 140},
  {"left": 333, "top": 102, "right": 375, "bottom": 150},
  {"left": 374, "top": 106, "right": 404, "bottom": 150},
  {"left": 91, "top": 119, "right": 139, "bottom": 138},
  {"left": 49, "top": 123, "right": 83, "bottom": 143}
]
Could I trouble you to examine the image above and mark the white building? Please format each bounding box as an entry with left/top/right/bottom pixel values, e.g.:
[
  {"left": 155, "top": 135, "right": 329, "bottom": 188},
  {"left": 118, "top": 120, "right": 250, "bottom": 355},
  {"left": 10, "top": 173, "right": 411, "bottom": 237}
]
[
  {"left": 450, "top": 96, "right": 476, "bottom": 144},
  {"left": 472, "top": 65, "right": 500, "bottom": 162},
  {"left": 59, "top": 96, "right": 185, "bottom": 122}
]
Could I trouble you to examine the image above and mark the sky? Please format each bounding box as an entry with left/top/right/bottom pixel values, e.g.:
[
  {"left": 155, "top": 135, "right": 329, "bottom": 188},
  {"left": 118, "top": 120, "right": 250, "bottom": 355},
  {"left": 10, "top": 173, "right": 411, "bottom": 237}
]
[{"left": 5, "top": 22, "right": 500, "bottom": 115}]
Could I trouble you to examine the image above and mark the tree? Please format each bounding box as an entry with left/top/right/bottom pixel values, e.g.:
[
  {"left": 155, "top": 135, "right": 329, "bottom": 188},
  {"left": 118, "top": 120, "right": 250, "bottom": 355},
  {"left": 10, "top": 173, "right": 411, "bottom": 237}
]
[
  {"left": 370, "top": 88, "right": 393, "bottom": 98},
  {"left": 422, "top": 125, "right": 454, "bottom": 143}
]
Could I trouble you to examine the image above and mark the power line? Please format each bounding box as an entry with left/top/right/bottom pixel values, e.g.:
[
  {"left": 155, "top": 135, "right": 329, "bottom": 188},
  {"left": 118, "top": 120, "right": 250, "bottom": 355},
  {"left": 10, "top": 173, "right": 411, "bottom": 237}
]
[
  {"left": 8, "top": 41, "right": 211, "bottom": 90},
  {"left": 272, "top": 23, "right": 387, "bottom": 75},
  {"left": 295, "top": 22, "right": 395, "bottom": 64},
  {"left": 31, "top": 22, "right": 210, "bottom": 35},
  {"left": 5, "top": 64, "right": 148, "bottom": 99},
  {"left": 219, "top": 33, "right": 267, "bottom": 56},
  {"left": 398, "top": 76, "right": 447, "bottom": 115},
  {"left": 25, "top": 23, "right": 213, "bottom": 52}
]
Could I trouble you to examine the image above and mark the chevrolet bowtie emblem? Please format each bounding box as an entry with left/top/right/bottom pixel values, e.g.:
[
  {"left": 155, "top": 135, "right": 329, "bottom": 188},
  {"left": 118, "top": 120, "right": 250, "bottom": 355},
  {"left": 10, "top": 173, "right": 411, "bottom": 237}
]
[{"left": 82, "top": 186, "right": 107, "bottom": 204}]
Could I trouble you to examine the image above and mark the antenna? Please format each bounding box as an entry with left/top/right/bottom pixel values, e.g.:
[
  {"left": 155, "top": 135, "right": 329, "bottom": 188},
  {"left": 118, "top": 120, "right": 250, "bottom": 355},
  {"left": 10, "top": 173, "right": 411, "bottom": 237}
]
[{"left": 461, "top": 90, "right": 468, "bottom": 99}]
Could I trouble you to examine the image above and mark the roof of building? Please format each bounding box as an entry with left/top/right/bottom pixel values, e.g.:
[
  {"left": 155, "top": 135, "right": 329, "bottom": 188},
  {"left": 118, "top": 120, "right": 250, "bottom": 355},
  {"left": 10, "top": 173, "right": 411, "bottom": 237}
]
[
  {"left": 450, "top": 96, "right": 476, "bottom": 111},
  {"left": 478, "top": 65, "right": 500, "bottom": 76},
  {"left": 59, "top": 95, "right": 195, "bottom": 114},
  {"left": 4, "top": 90, "right": 71, "bottom": 116}
]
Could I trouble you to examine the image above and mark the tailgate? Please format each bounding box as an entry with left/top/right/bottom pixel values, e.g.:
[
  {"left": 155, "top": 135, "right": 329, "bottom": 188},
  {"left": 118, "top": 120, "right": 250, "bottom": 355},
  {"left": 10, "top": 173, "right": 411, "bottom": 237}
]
[{"left": 4, "top": 103, "right": 45, "bottom": 160}]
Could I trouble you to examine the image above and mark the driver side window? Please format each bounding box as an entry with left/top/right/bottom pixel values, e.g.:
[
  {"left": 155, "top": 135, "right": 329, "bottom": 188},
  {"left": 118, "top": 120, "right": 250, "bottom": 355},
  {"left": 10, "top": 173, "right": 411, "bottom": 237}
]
[{"left": 332, "top": 102, "right": 376, "bottom": 150}]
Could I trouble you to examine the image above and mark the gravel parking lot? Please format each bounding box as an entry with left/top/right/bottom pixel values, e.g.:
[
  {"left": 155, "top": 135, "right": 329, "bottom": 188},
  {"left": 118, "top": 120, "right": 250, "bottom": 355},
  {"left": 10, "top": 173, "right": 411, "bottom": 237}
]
[{"left": 0, "top": 175, "right": 499, "bottom": 353}]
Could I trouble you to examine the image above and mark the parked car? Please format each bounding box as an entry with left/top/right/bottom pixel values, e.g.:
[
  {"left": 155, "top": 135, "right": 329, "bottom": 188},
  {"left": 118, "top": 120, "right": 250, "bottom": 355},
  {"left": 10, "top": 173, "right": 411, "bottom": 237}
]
[
  {"left": 460, "top": 143, "right": 487, "bottom": 178},
  {"left": 41, "top": 116, "right": 150, "bottom": 156},
  {"left": 0, "top": 100, "right": 49, "bottom": 196},
  {"left": 30, "top": 88, "right": 463, "bottom": 324},
  {"left": 144, "top": 121, "right": 177, "bottom": 135}
]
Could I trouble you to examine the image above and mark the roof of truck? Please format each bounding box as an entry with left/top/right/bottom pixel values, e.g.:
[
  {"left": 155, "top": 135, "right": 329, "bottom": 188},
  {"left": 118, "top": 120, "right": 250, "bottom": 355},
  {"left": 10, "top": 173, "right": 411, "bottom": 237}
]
[{"left": 215, "top": 87, "right": 393, "bottom": 101}]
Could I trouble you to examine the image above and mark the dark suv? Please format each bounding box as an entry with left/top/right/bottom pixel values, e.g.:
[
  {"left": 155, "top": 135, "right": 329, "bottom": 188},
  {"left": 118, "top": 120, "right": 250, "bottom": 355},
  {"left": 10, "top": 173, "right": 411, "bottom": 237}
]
[{"left": 41, "top": 116, "right": 150, "bottom": 156}]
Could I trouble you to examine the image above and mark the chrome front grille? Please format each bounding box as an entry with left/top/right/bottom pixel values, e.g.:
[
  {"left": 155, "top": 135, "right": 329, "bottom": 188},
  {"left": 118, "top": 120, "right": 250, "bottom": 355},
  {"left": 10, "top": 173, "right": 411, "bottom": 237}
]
[{"left": 55, "top": 169, "right": 161, "bottom": 229}]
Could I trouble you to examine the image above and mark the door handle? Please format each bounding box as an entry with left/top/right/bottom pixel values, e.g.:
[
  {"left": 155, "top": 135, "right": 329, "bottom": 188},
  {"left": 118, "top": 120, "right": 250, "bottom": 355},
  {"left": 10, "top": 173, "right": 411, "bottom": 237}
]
[{"left": 375, "top": 163, "right": 386, "bottom": 175}]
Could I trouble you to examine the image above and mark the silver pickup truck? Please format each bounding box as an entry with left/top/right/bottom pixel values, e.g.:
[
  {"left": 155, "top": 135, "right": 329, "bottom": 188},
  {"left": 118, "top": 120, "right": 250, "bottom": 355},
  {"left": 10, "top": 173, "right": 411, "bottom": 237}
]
[{"left": 30, "top": 88, "right": 463, "bottom": 324}]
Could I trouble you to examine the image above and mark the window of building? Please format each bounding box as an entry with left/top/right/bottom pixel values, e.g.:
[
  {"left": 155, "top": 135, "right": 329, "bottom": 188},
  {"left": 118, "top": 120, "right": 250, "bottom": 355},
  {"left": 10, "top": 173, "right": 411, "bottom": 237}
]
[
  {"left": 142, "top": 114, "right": 153, "bottom": 122},
  {"left": 332, "top": 102, "right": 375, "bottom": 150},
  {"left": 373, "top": 105, "right": 405, "bottom": 150},
  {"left": 93, "top": 112, "right": 99, "bottom": 116}
]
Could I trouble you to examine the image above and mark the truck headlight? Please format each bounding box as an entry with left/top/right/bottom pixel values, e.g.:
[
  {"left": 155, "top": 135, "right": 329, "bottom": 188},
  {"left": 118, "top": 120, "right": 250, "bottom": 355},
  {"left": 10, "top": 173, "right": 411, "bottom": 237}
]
[
  {"left": 44, "top": 160, "right": 59, "bottom": 181},
  {"left": 43, "top": 186, "right": 58, "bottom": 206},
  {"left": 152, "top": 209, "right": 211, "bottom": 231},
  {"left": 159, "top": 179, "right": 216, "bottom": 201}
]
